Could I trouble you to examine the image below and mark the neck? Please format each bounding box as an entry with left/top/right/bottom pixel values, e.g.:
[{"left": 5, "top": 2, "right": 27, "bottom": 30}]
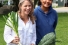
[
  {"left": 19, "top": 13, "right": 29, "bottom": 24},
  {"left": 22, "top": 16, "right": 29, "bottom": 25},
  {"left": 41, "top": 5, "right": 49, "bottom": 13},
  {"left": 21, "top": 16, "right": 28, "bottom": 20}
]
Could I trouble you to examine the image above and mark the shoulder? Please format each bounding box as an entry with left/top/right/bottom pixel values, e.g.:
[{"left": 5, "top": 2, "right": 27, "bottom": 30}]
[
  {"left": 52, "top": 9, "right": 58, "bottom": 19},
  {"left": 34, "top": 6, "right": 39, "bottom": 12},
  {"left": 52, "top": 8, "right": 57, "bottom": 14},
  {"left": 34, "top": 6, "right": 40, "bottom": 13},
  {"left": 50, "top": 8, "right": 57, "bottom": 17},
  {"left": 34, "top": 6, "right": 41, "bottom": 16}
]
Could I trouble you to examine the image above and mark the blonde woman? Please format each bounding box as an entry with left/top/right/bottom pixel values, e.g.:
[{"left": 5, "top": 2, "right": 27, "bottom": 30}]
[{"left": 4, "top": 0, "right": 36, "bottom": 45}]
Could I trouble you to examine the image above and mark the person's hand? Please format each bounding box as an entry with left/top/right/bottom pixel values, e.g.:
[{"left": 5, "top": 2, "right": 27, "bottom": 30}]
[
  {"left": 11, "top": 36, "right": 20, "bottom": 44},
  {"left": 31, "top": 43, "right": 34, "bottom": 45}
]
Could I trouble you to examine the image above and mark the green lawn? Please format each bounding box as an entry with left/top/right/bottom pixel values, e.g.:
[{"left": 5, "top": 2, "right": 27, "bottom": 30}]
[
  {"left": 0, "top": 15, "right": 6, "bottom": 45},
  {"left": 56, "top": 13, "right": 68, "bottom": 45},
  {"left": 0, "top": 13, "right": 68, "bottom": 45}
]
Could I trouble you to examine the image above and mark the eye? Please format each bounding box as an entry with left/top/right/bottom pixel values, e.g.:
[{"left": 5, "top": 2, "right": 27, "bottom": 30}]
[
  {"left": 24, "top": 5, "right": 27, "bottom": 7},
  {"left": 24, "top": 5, "right": 32, "bottom": 7},
  {"left": 28, "top": 4, "right": 32, "bottom": 7},
  {"left": 49, "top": 0, "right": 52, "bottom": 1}
]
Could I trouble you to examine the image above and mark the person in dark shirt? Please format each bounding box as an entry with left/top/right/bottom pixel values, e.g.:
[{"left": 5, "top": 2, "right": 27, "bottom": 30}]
[{"left": 34, "top": 0, "right": 58, "bottom": 45}]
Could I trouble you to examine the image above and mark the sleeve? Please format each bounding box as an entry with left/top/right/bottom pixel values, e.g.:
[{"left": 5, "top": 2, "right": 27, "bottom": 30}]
[
  {"left": 31, "top": 22, "right": 36, "bottom": 45},
  {"left": 33, "top": 8, "right": 38, "bottom": 17},
  {"left": 53, "top": 12, "right": 58, "bottom": 29},
  {"left": 3, "top": 18, "right": 15, "bottom": 43}
]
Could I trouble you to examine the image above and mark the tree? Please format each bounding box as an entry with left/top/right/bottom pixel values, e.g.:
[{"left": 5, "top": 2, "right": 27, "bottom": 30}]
[
  {"left": 12, "top": 0, "right": 19, "bottom": 11},
  {"left": 0, "top": 3, "right": 3, "bottom": 7},
  {"left": 0, "top": 0, "right": 39, "bottom": 14},
  {"left": 0, "top": 0, "right": 19, "bottom": 14},
  {"left": 34, "top": 0, "right": 38, "bottom": 8}
]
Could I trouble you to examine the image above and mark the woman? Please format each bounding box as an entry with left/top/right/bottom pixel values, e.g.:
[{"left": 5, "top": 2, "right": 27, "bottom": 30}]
[
  {"left": 4, "top": 0, "right": 36, "bottom": 45},
  {"left": 34, "top": 0, "right": 58, "bottom": 45}
]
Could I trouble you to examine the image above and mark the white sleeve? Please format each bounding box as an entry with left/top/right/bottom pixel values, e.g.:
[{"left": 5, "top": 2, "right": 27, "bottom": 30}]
[
  {"left": 31, "top": 22, "right": 36, "bottom": 44},
  {"left": 4, "top": 25, "right": 15, "bottom": 43},
  {"left": 3, "top": 18, "right": 15, "bottom": 43}
]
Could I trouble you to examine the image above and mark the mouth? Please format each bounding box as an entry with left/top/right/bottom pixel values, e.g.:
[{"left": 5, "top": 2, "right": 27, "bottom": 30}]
[
  {"left": 26, "top": 10, "right": 30, "bottom": 13},
  {"left": 43, "top": 2, "right": 51, "bottom": 6},
  {"left": 44, "top": 2, "right": 50, "bottom": 5},
  {"left": 25, "top": 10, "right": 30, "bottom": 14}
]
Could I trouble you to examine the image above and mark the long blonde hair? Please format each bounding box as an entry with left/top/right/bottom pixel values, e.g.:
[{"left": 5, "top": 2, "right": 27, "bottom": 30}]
[{"left": 18, "top": 0, "right": 36, "bottom": 24}]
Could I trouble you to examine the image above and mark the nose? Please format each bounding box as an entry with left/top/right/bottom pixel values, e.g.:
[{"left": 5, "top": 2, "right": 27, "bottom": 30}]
[
  {"left": 43, "top": 0, "right": 49, "bottom": 2},
  {"left": 46, "top": 0, "right": 49, "bottom": 2},
  {"left": 27, "top": 6, "right": 29, "bottom": 9},
  {"left": 27, "top": 6, "right": 31, "bottom": 10}
]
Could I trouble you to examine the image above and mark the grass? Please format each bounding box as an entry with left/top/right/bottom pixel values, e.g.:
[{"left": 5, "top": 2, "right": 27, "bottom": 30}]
[
  {"left": 0, "top": 15, "right": 6, "bottom": 45},
  {"left": 0, "top": 13, "right": 68, "bottom": 45},
  {"left": 56, "top": 13, "right": 68, "bottom": 45}
]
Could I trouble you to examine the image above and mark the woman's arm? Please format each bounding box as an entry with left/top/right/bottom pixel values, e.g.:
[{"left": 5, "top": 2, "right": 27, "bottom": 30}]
[
  {"left": 4, "top": 24, "right": 20, "bottom": 44},
  {"left": 4, "top": 25, "right": 15, "bottom": 43}
]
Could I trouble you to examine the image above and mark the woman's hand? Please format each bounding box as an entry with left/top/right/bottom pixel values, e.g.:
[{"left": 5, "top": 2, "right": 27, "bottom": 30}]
[{"left": 11, "top": 36, "right": 20, "bottom": 44}]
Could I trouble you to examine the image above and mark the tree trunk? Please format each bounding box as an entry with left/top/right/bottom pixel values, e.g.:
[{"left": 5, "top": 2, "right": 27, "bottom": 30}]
[
  {"left": 0, "top": 0, "right": 19, "bottom": 15},
  {"left": 12, "top": 0, "right": 19, "bottom": 12},
  {"left": 34, "top": 0, "right": 38, "bottom": 8}
]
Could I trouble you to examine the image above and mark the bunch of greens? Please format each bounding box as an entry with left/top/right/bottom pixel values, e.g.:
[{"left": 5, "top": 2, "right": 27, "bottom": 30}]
[
  {"left": 3, "top": 11, "right": 21, "bottom": 45},
  {"left": 3, "top": 11, "right": 18, "bottom": 36}
]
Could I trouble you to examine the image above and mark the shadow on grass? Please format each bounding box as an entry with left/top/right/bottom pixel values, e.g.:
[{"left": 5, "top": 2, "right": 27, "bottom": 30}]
[
  {"left": 55, "top": 38, "right": 62, "bottom": 43},
  {"left": 55, "top": 40, "right": 61, "bottom": 42}
]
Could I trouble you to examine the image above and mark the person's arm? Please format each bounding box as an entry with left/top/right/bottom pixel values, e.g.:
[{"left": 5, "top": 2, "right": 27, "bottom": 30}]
[
  {"left": 53, "top": 13, "right": 58, "bottom": 29},
  {"left": 4, "top": 25, "right": 15, "bottom": 43},
  {"left": 33, "top": 8, "right": 38, "bottom": 18},
  {"left": 31, "top": 22, "right": 36, "bottom": 45},
  {"left": 4, "top": 18, "right": 19, "bottom": 44}
]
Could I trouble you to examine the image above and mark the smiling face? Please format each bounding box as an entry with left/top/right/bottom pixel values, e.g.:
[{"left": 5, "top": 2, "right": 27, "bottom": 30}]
[
  {"left": 40, "top": 0, "right": 53, "bottom": 8},
  {"left": 19, "top": 0, "right": 32, "bottom": 16}
]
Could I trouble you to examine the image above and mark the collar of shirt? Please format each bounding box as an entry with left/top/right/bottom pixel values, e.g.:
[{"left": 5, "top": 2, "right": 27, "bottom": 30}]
[{"left": 18, "top": 13, "right": 32, "bottom": 31}]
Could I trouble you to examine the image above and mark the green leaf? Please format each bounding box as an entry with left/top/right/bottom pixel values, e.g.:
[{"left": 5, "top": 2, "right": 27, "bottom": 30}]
[{"left": 3, "top": 11, "right": 19, "bottom": 36}]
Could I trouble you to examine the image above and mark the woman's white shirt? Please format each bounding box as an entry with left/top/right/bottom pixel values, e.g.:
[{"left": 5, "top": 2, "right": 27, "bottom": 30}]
[{"left": 4, "top": 15, "right": 36, "bottom": 45}]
